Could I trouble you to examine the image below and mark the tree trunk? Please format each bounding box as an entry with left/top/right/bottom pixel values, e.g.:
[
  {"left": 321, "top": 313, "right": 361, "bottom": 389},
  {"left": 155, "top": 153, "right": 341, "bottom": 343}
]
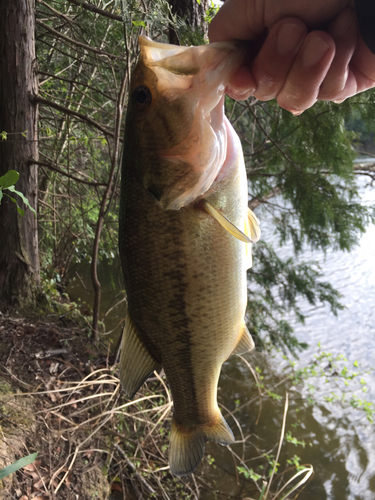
[
  {"left": 168, "top": 0, "right": 210, "bottom": 44},
  {"left": 0, "top": 0, "right": 39, "bottom": 307}
]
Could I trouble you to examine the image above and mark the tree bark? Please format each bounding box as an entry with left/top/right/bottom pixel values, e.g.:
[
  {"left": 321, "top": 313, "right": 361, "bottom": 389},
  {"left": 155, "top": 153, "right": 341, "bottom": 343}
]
[
  {"left": 0, "top": 0, "right": 39, "bottom": 307},
  {"left": 168, "top": 0, "right": 210, "bottom": 44}
]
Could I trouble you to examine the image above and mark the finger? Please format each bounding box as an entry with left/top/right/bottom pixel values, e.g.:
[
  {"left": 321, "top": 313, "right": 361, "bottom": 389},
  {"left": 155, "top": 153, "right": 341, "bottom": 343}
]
[
  {"left": 276, "top": 31, "right": 336, "bottom": 113},
  {"left": 318, "top": 8, "right": 357, "bottom": 101},
  {"left": 350, "top": 36, "right": 375, "bottom": 94},
  {"left": 226, "top": 66, "right": 257, "bottom": 101},
  {"left": 252, "top": 18, "right": 307, "bottom": 101},
  {"left": 330, "top": 69, "right": 357, "bottom": 103},
  {"left": 208, "top": 0, "right": 264, "bottom": 43}
]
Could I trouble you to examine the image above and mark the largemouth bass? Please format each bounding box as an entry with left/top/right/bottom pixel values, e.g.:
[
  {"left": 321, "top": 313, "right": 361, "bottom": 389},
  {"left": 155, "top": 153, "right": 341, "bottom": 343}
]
[{"left": 119, "top": 36, "right": 260, "bottom": 476}]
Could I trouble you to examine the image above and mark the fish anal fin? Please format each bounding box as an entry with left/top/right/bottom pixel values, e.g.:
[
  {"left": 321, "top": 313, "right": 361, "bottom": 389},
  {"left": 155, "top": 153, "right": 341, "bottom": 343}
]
[
  {"left": 119, "top": 314, "right": 161, "bottom": 399},
  {"left": 169, "top": 412, "right": 234, "bottom": 476},
  {"left": 203, "top": 200, "right": 251, "bottom": 243},
  {"left": 231, "top": 323, "right": 255, "bottom": 356}
]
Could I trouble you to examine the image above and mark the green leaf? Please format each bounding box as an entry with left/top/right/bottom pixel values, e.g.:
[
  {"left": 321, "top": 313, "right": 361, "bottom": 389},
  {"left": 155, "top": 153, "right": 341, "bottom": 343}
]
[
  {"left": 0, "top": 452, "right": 38, "bottom": 480},
  {"left": 7, "top": 186, "right": 36, "bottom": 217},
  {"left": 132, "top": 19, "right": 146, "bottom": 27},
  {"left": 13, "top": 189, "right": 37, "bottom": 217},
  {"left": 0, "top": 170, "right": 19, "bottom": 188},
  {"left": 0, "top": 131, "right": 7, "bottom": 140},
  {"left": 0, "top": 190, "right": 3, "bottom": 204},
  {"left": 6, "top": 194, "right": 25, "bottom": 216}
]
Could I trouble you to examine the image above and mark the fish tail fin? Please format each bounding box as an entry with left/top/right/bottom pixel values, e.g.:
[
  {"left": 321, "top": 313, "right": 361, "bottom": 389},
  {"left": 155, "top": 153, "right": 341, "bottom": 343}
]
[{"left": 169, "top": 412, "right": 234, "bottom": 476}]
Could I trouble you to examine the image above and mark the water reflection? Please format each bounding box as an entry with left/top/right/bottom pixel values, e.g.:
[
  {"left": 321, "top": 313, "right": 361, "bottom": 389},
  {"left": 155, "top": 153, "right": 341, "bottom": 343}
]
[{"left": 254, "top": 175, "right": 375, "bottom": 499}]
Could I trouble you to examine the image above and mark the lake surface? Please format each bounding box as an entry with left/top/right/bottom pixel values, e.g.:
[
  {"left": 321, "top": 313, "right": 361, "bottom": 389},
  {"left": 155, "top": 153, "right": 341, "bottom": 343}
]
[
  {"left": 244, "top": 172, "right": 375, "bottom": 500},
  {"left": 67, "top": 173, "right": 375, "bottom": 499}
]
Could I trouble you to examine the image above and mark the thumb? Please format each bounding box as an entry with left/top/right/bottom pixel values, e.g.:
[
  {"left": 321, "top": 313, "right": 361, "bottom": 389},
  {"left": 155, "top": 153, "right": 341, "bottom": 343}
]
[{"left": 208, "top": 0, "right": 265, "bottom": 42}]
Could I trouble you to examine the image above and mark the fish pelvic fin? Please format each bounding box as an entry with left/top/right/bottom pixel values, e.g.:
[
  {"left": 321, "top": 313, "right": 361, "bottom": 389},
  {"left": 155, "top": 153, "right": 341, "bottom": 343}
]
[
  {"left": 169, "top": 412, "right": 234, "bottom": 476},
  {"left": 203, "top": 200, "right": 251, "bottom": 243},
  {"left": 119, "top": 314, "right": 161, "bottom": 399},
  {"left": 231, "top": 322, "right": 255, "bottom": 356}
]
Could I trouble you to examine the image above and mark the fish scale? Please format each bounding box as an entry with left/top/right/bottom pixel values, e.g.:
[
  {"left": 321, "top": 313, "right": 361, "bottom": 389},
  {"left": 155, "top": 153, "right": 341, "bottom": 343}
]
[{"left": 119, "top": 36, "right": 260, "bottom": 476}]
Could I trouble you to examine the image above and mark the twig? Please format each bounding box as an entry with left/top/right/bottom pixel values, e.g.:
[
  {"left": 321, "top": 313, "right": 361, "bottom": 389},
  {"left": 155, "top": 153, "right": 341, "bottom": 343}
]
[
  {"left": 55, "top": 447, "right": 82, "bottom": 494},
  {"left": 37, "top": 19, "right": 123, "bottom": 60},
  {"left": 65, "top": 0, "right": 123, "bottom": 21},
  {"left": 114, "top": 443, "right": 157, "bottom": 495},
  {"left": 272, "top": 464, "right": 314, "bottom": 500},
  {"left": 33, "top": 95, "right": 114, "bottom": 137},
  {"left": 238, "top": 355, "right": 263, "bottom": 425},
  {"left": 264, "top": 393, "right": 289, "bottom": 500},
  {"left": 33, "top": 160, "right": 107, "bottom": 186},
  {"left": 38, "top": 70, "right": 114, "bottom": 100}
]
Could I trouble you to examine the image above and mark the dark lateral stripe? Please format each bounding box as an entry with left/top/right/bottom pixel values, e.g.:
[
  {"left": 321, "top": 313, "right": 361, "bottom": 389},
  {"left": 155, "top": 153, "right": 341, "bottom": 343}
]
[{"left": 163, "top": 225, "right": 201, "bottom": 423}]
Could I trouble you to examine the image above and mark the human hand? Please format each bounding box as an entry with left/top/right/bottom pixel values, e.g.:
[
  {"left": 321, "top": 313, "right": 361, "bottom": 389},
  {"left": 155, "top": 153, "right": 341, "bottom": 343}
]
[{"left": 208, "top": 0, "right": 375, "bottom": 114}]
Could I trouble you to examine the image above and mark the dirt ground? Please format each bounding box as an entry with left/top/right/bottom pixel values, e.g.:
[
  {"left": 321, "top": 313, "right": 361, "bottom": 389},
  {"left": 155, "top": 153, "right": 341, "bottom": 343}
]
[
  {"left": 0, "top": 314, "right": 208, "bottom": 500},
  {"left": 0, "top": 314, "right": 114, "bottom": 500}
]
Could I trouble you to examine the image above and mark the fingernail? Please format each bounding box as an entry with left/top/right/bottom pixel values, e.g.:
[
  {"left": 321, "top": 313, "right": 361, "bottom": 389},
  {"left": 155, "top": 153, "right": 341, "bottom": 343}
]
[
  {"left": 277, "top": 23, "right": 305, "bottom": 55},
  {"left": 227, "top": 86, "right": 254, "bottom": 100},
  {"left": 302, "top": 37, "right": 330, "bottom": 67}
]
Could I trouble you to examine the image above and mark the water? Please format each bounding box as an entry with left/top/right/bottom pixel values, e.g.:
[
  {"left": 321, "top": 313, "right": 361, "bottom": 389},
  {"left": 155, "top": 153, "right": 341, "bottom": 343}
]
[
  {"left": 67, "top": 174, "right": 375, "bottom": 499},
  {"left": 245, "top": 173, "right": 375, "bottom": 499}
]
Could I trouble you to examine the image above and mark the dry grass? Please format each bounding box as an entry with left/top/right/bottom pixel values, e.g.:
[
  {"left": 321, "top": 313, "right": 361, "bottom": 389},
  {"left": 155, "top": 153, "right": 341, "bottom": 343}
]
[{"left": 0, "top": 317, "right": 314, "bottom": 499}]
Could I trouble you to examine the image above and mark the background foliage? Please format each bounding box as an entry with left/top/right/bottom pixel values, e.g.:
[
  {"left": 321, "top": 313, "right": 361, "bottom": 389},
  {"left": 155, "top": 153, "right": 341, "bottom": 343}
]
[{"left": 33, "top": 0, "right": 375, "bottom": 351}]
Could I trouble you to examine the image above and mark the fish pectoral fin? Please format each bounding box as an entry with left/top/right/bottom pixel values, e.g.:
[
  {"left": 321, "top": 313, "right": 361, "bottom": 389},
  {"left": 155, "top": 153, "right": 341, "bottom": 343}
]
[
  {"left": 244, "top": 208, "right": 261, "bottom": 269},
  {"left": 230, "top": 323, "right": 255, "bottom": 356},
  {"left": 119, "top": 314, "right": 161, "bottom": 399},
  {"left": 203, "top": 200, "right": 251, "bottom": 243},
  {"left": 247, "top": 207, "right": 261, "bottom": 243},
  {"left": 244, "top": 213, "right": 253, "bottom": 270},
  {"left": 169, "top": 413, "right": 234, "bottom": 477}
]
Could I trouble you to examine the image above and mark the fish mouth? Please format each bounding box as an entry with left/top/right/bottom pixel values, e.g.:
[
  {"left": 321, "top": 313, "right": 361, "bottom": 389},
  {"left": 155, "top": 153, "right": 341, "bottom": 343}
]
[
  {"left": 139, "top": 37, "right": 245, "bottom": 210},
  {"left": 157, "top": 97, "right": 242, "bottom": 211}
]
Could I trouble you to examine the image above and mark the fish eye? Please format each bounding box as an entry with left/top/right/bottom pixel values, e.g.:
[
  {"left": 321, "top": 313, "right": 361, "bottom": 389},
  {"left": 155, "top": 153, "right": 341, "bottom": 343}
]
[{"left": 133, "top": 85, "right": 152, "bottom": 109}]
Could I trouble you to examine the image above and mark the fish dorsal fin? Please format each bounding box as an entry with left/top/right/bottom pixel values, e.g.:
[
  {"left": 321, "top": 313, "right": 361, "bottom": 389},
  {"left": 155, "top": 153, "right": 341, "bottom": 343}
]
[
  {"left": 169, "top": 412, "right": 234, "bottom": 476},
  {"left": 119, "top": 314, "right": 161, "bottom": 399},
  {"left": 230, "top": 323, "right": 255, "bottom": 356},
  {"left": 203, "top": 200, "right": 251, "bottom": 243},
  {"left": 247, "top": 207, "right": 261, "bottom": 243}
]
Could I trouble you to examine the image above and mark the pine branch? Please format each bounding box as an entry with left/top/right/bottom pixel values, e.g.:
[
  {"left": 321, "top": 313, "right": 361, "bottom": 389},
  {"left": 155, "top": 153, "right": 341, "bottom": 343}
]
[
  {"left": 249, "top": 188, "right": 282, "bottom": 210},
  {"left": 245, "top": 101, "right": 299, "bottom": 170}
]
